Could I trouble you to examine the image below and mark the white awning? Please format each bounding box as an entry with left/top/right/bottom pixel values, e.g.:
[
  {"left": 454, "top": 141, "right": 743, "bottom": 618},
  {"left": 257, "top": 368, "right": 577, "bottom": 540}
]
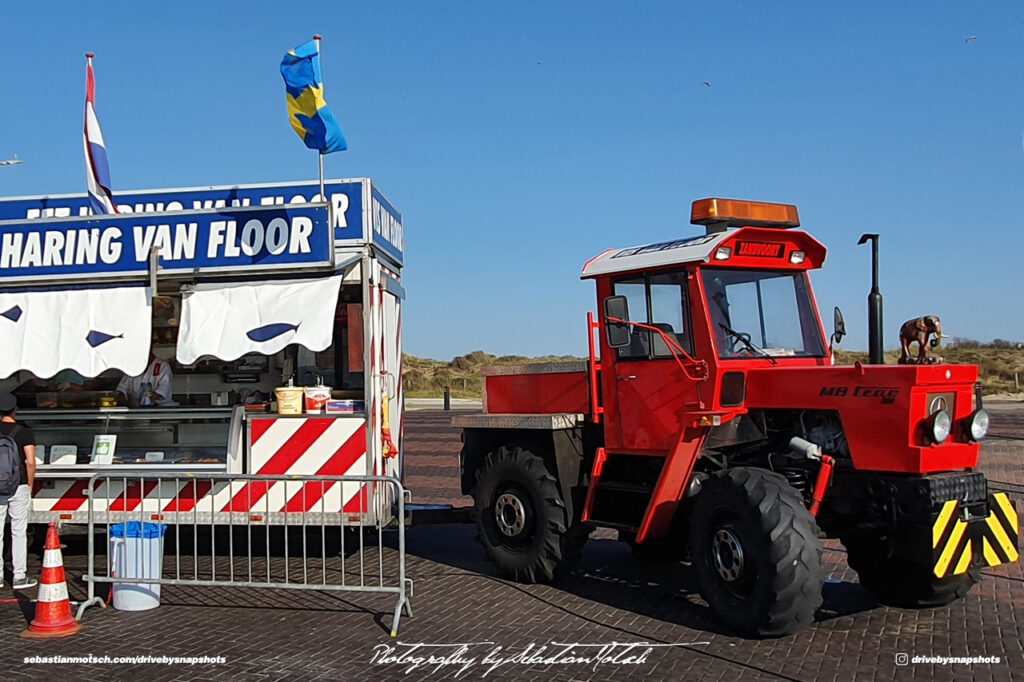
[
  {"left": 177, "top": 275, "right": 344, "bottom": 364},
  {"left": 0, "top": 285, "right": 152, "bottom": 379}
]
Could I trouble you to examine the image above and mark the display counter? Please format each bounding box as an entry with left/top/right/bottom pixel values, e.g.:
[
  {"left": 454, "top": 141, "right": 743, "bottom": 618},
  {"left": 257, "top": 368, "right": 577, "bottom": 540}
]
[{"left": 21, "top": 406, "right": 243, "bottom": 475}]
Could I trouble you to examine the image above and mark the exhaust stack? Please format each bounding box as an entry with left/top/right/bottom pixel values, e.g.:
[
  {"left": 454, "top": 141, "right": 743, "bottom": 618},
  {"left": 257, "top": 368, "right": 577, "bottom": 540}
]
[{"left": 858, "top": 233, "right": 883, "bottom": 364}]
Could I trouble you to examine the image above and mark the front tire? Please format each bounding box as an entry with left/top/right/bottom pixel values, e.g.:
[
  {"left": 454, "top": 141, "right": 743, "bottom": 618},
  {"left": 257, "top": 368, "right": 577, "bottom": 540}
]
[
  {"left": 472, "top": 446, "right": 587, "bottom": 583},
  {"left": 843, "top": 534, "right": 980, "bottom": 608},
  {"left": 690, "top": 467, "right": 825, "bottom": 637}
]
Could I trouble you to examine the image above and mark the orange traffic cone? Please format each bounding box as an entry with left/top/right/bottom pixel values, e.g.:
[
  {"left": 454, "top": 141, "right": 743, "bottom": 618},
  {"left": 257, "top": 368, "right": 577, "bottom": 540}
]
[{"left": 20, "top": 523, "right": 81, "bottom": 639}]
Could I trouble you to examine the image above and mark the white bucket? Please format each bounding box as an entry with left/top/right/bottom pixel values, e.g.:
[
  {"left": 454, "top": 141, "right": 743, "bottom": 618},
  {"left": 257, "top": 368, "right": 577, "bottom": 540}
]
[
  {"left": 304, "top": 384, "right": 332, "bottom": 413},
  {"left": 109, "top": 523, "right": 165, "bottom": 611}
]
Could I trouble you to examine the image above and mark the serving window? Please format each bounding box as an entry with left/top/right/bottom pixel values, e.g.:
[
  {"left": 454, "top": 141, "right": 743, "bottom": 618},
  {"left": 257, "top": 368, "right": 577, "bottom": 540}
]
[{"left": 22, "top": 408, "right": 234, "bottom": 470}]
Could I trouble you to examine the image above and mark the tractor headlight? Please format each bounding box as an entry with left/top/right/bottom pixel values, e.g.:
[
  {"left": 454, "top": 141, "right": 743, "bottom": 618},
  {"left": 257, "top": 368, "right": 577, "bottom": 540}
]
[
  {"left": 966, "top": 408, "right": 990, "bottom": 441},
  {"left": 929, "top": 409, "right": 952, "bottom": 444}
]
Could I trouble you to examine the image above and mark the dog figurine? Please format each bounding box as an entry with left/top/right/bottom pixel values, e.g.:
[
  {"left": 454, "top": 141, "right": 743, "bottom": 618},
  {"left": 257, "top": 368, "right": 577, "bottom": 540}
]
[{"left": 898, "top": 316, "right": 949, "bottom": 364}]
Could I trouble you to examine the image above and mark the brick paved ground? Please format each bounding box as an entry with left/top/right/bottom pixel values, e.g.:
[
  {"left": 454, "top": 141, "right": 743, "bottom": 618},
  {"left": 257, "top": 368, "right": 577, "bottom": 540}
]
[{"left": 0, "top": 405, "right": 1021, "bottom": 681}]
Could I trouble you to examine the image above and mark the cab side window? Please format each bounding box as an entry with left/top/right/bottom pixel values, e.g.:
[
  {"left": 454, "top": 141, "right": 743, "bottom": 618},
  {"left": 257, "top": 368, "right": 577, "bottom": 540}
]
[
  {"left": 613, "top": 271, "right": 692, "bottom": 360},
  {"left": 649, "top": 272, "right": 690, "bottom": 357},
  {"left": 613, "top": 278, "right": 648, "bottom": 359}
]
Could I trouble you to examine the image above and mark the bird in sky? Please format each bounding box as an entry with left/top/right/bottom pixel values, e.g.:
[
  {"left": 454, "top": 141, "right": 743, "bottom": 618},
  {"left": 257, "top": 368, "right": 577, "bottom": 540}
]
[
  {"left": 0, "top": 154, "right": 22, "bottom": 166},
  {"left": 702, "top": 81, "right": 711, "bottom": 87},
  {"left": 965, "top": 36, "right": 977, "bottom": 43},
  {"left": 537, "top": 61, "right": 542, "bottom": 67}
]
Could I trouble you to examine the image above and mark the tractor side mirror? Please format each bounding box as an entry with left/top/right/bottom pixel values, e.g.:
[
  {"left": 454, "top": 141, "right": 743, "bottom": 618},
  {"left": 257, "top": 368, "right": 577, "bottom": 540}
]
[
  {"left": 832, "top": 306, "right": 846, "bottom": 345},
  {"left": 603, "top": 296, "right": 631, "bottom": 348}
]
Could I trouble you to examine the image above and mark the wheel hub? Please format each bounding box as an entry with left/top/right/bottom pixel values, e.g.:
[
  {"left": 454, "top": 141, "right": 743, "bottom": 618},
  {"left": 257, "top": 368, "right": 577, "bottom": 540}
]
[
  {"left": 712, "top": 528, "right": 745, "bottom": 582},
  {"left": 494, "top": 492, "right": 527, "bottom": 537}
]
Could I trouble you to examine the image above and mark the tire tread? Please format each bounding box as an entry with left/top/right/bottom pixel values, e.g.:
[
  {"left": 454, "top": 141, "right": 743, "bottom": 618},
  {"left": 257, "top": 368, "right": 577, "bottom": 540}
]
[
  {"left": 692, "top": 467, "right": 825, "bottom": 637},
  {"left": 471, "top": 446, "right": 588, "bottom": 583}
]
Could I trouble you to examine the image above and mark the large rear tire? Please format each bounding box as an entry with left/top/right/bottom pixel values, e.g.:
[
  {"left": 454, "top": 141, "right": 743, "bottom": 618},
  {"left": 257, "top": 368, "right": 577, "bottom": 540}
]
[
  {"left": 843, "top": 534, "right": 979, "bottom": 608},
  {"left": 472, "top": 446, "right": 587, "bottom": 583},
  {"left": 690, "top": 467, "right": 825, "bottom": 637}
]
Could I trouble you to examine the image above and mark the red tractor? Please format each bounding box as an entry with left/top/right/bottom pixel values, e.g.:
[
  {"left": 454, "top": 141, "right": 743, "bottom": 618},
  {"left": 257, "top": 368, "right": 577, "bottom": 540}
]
[{"left": 454, "top": 198, "right": 1019, "bottom": 637}]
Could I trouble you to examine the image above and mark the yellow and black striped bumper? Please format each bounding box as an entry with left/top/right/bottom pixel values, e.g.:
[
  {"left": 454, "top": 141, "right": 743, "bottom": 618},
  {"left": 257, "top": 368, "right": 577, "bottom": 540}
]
[{"left": 932, "top": 492, "right": 1019, "bottom": 578}]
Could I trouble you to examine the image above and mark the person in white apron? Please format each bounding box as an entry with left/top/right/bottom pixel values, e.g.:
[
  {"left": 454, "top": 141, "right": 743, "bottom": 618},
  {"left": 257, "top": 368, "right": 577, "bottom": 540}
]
[{"left": 116, "top": 353, "right": 173, "bottom": 407}]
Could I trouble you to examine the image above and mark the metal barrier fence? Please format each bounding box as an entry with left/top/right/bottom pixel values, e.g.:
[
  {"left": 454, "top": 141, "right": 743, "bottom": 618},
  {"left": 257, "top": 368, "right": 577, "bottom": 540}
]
[{"left": 76, "top": 473, "right": 413, "bottom": 636}]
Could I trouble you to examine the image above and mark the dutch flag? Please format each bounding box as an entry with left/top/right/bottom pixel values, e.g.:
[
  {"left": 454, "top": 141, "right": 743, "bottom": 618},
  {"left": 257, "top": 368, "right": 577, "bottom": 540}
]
[{"left": 83, "top": 54, "right": 118, "bottom": 215}]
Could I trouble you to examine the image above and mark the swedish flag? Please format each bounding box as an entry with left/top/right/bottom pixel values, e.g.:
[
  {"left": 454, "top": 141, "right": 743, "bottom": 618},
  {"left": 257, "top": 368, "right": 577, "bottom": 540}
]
[{"left": 280, "top": 40, "right": 347, "bottom": 154}]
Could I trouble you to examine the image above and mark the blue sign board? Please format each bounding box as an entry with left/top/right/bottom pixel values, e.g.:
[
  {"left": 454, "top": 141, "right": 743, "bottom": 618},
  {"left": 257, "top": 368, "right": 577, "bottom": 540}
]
[
  {"left": 0, "top": 204, "right": 332, "bottom": 283},
  {"left": 0, "top": 179, "right": 404, "bottom": 273},
  {"left": 370, "top": 186, "right": 404, "bottom": 265}
]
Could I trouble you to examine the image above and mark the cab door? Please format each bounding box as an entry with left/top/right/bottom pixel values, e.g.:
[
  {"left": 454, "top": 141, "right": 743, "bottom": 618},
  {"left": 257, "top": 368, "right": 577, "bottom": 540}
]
[{"left": 610, "top": 271, "right": 701, "bottom": 453}]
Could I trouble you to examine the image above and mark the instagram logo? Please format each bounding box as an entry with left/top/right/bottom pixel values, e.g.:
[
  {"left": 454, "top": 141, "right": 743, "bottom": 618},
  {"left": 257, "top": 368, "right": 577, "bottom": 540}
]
[{"left": 895, "top": 653, "right": 909, "bottom": 666}]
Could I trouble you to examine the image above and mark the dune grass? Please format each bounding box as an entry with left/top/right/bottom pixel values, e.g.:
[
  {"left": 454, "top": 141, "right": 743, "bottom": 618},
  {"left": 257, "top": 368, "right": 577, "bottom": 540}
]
[{"left": 406, "top": 343, "right": 1024, "bottom": 399}]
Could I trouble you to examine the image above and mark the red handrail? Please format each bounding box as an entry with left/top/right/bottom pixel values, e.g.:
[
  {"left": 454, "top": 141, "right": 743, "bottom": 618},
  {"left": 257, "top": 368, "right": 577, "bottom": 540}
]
[
  {"left": 606, "top": 317, "right": 708, "bottom": 382},
  {"left": 586, "top": 312, "right": 604, "bottom": 423}
]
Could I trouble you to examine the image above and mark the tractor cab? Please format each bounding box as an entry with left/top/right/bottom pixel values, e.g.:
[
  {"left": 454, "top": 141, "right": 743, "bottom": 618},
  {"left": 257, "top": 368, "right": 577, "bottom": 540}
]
[{"left": 581, "top": 198, "right": 832, "bottom": 452}]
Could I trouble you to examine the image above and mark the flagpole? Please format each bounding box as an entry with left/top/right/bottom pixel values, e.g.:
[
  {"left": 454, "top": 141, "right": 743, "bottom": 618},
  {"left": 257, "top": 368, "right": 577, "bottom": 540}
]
[
  {"left": 85, "top": 52, "right": 94, "bottom": 213},
  {"left": 319, "top": 152, "right": 325, "bottom": 201},
  {"left": 314, "top": 34, "right": 326, "bottom": 205}
]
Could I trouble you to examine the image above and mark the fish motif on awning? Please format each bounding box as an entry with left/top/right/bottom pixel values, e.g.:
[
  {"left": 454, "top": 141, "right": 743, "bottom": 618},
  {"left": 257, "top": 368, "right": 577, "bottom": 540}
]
[
  {"left": 246, "top": 322, "right": 300, "bottom": 343},
  {"left": 1, "top": 305, "right": 22, "bottom": 323},
  {"left": 86, "top": 330, "right": 124, "bottom": 348}
]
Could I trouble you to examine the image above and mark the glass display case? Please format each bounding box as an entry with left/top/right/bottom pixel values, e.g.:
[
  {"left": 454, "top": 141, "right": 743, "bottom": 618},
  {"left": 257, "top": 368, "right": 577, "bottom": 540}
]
[{"left": 20, "top": 407, "right": 241, "bottom": 474}]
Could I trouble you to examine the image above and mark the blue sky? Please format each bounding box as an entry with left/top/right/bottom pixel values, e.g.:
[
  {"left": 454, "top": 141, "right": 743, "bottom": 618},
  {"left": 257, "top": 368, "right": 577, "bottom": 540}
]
[{"left": 2, "top": 1, "right": 1023, "bottom": 360}]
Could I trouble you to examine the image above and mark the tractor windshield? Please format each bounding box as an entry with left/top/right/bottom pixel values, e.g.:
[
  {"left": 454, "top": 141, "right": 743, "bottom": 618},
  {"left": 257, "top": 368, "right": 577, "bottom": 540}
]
[{"left": 700, "top": 268, "right": 826, "bottom": 359}]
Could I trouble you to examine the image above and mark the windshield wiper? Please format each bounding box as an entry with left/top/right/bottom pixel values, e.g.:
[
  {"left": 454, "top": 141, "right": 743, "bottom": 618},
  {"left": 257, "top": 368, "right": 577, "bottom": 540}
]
[{"left": 718, "top": 323, "right": 777, "bottom": 365}]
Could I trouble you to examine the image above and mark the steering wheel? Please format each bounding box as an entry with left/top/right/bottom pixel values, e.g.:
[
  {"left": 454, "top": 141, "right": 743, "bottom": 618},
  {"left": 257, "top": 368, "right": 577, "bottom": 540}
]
[{"left": 729, "top": 331, "right": 753, "bottom": 354}]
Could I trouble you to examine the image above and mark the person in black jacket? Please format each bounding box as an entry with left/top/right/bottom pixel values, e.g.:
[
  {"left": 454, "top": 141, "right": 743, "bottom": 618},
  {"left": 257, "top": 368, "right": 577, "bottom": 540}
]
[{"left": 0, "top": 392, "right": 37, "bottom": 590}]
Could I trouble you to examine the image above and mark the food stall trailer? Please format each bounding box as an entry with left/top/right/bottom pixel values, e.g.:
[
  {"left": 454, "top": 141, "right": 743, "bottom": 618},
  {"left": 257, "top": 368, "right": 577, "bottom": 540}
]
[{"left": 0, "top": 179, "right": 405, "bottom": 527}]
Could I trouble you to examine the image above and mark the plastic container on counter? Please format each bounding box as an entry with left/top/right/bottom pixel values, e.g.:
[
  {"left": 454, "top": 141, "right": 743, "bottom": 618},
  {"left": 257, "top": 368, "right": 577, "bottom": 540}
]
[
  {"left": 275, "top": 379, "right": 304, "bottom": 415},
  {"left": 304, "top": 383, "right": 333, "bottom": 413}
]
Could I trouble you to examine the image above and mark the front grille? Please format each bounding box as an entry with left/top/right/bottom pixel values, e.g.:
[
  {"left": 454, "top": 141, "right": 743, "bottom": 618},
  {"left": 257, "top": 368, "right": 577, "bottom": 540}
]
[
  {"left": 923, "top": 472, "right": 988, "bottom": 507},
  {"left": 925, "top": 392, "right": 956, "bottom": 418}
]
